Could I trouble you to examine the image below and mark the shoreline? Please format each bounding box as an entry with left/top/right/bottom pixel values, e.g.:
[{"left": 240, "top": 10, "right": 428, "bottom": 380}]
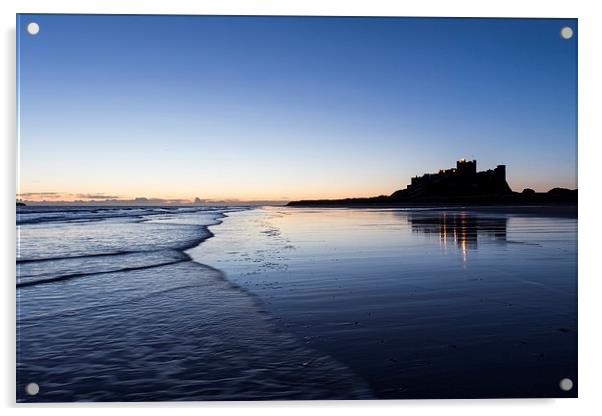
[
  {"left": 184, "top": 209, "right": 375, "bottom": 399},
  {"left": 18, "top": 206, "right": 373, "bottom": 401}
]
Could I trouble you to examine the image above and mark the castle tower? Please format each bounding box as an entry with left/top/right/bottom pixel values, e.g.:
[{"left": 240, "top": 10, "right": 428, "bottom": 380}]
[
  {"left": 494, "top": 165, "right": 506, "bottom": 181},
  {"left": 456, "top": 159, "right": 477, "bottom": 175}
]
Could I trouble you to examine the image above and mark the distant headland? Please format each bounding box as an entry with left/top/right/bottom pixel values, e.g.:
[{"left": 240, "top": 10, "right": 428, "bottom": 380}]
[{"left": 287, "top": 159, "right": 577, "bottom": 207}]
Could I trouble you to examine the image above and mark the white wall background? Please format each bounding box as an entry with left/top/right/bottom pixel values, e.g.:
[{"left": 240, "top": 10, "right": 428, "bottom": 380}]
[{"left": 2, "top": 1, "right": 601, "bottom": 415}]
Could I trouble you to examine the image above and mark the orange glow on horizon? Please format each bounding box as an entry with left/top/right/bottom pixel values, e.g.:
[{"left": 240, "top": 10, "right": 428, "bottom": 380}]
[
  {"left": 16, "top": 186, "right": 398, "bottom": 204},
  {"left": 16, "top": 173, "right": 574, "bottom": 204}
]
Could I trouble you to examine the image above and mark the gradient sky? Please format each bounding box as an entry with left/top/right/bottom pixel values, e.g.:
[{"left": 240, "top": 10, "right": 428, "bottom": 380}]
[{"left": 17, "top": 15, "right": 577, "bottom": 202}]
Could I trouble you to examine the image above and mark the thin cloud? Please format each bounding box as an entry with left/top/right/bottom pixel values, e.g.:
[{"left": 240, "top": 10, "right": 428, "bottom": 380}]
[
  {"left": 18, "top": 192, "right": 61, "bottom": 197},
  {"left": 75, "top": 193, "right": 121, "bottom": 200}
]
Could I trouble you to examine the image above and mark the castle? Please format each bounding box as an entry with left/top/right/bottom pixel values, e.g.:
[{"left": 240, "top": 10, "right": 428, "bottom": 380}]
[
  {"left": 390, "top": 159, "right": 512, "bottom": 201},
  {"left": 287, "top": 158, "right": 576, "bottom": 206}
]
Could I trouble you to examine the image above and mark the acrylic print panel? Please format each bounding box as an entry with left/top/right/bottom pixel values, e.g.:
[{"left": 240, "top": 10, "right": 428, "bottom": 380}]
[{"left": 16, "top": 14, "right": 578, "bottom": 402}]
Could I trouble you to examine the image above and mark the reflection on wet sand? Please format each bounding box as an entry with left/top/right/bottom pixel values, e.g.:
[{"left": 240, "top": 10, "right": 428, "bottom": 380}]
[
  {"left": 407, "top": 212, "right": 507, "bottom": 261},
  {"left": 192, "top": 207, "right": 577, "bottom": 399}
]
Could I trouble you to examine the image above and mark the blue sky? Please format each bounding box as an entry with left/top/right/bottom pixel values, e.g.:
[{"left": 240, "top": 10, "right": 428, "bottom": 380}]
[{"left": 17, "top": 15, "right": 577, "bottom": 202}]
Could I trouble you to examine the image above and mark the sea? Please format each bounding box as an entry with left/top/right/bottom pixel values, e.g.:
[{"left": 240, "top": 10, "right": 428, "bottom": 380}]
[{"left": 16, "top": 205, "right": 577, "bottom": 401}]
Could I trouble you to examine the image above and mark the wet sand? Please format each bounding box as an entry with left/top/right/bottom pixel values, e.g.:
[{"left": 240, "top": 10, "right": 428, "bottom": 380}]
[{"left": 190, "top": 206, "right": 577, "bottom": 398}]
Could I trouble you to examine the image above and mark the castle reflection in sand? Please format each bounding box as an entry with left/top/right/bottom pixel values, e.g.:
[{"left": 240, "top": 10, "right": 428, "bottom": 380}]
[{"left": 408, "top": 212, "right": 508, "bottom": 259}]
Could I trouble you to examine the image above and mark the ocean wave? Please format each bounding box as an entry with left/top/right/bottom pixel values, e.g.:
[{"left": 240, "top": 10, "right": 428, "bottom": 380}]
[
  {"left": 16, "top": 206, "right": 230, "bottom": 225},
  {"left": 17, "top": 250, "right": 191, "bottom": 287},
  {"left": 17, "top": 256, "right": 372, "bottom": 401}
]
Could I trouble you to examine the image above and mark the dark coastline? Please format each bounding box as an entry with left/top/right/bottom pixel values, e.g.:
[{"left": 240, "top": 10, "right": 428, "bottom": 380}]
[{"left": 287, "top": 186, "right": 577, "bottom": 218}]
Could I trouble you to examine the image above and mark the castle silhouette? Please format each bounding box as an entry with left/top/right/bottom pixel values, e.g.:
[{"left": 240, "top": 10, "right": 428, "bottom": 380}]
[
  {"left": 287, "top": 159, "right": 576, "bottom": 206},
  {"left": 390, "top": 159, "right": 512, "bottom": 201}
]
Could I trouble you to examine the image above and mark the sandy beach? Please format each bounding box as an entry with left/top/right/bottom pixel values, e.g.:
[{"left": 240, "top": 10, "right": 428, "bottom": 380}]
[{"left": 190, "top": 206, "right": 578, "bottom": 398}]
